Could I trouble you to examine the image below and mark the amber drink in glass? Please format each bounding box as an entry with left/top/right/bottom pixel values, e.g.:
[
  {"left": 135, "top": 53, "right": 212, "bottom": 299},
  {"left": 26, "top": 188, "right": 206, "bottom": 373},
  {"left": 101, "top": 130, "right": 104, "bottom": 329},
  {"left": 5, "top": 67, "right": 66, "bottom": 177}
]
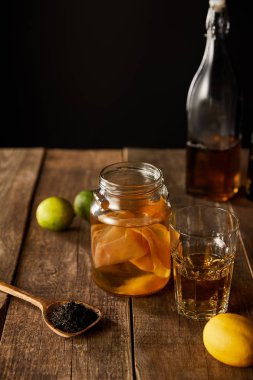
[{"left": 170, "top": 205, "right": 239, "bottom": 321}]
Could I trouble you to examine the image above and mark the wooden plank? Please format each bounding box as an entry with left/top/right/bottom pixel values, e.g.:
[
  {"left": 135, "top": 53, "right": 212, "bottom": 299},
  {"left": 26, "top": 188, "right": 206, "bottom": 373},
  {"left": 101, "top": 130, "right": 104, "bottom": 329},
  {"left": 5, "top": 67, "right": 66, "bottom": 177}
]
[
  {"left": 0, "top": 148, "right": 44, "bottom": 310},
  {"left": 231, "top": 149, "right": 253, "bottom": 273},
  {"left": 127, "top": 148, "right": 253, "bottom": 380},
  {"left": 231, "top": 198, "right": 253, "bottom": 276},
  {"left": 0, "top": 149, "right": 134, "bottom": 380},
  {"left": 1, "top": 148, "right": 252, "bottom": 379}
]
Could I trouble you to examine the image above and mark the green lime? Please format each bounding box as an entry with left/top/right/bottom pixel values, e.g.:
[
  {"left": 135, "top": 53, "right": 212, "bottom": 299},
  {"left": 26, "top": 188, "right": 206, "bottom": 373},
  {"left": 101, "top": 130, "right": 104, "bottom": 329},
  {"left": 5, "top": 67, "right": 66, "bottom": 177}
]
[
  {"left": 73, "top": 190, "right": 94, "bottom": 221},
  {"left": 36, "top": 196, "right": 74, "bottom": 231}
]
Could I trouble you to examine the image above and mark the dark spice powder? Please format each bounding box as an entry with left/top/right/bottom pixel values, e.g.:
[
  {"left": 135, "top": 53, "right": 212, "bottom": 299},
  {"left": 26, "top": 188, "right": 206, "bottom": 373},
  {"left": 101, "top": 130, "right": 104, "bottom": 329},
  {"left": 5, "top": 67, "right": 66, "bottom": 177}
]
[{"left": 48, "top": 301, "right": 99, "bottom": 333}]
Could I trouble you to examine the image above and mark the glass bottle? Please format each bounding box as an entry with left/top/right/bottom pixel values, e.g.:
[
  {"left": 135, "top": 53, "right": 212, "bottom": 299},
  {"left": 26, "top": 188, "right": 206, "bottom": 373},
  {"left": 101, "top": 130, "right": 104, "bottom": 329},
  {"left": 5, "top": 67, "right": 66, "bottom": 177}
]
[
  {"left": 90, "top": 161, "right": 171, "bottom": 296},
  {"left": 245, "top": 132, "right": 253, "bottom": 201},
  {"left": 186, "top": 0, "right": 242, "bottom": 202}
]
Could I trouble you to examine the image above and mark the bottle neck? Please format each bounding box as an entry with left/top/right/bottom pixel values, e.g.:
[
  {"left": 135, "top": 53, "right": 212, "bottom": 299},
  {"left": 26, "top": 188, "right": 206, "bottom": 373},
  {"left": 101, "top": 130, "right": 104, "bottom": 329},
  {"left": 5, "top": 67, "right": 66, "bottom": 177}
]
[
  {"left": 202, "top": 5, "right": 230, "bottom": 63},
  {"left": 206, "top": 4, "right": 229, "bottom": 39}
]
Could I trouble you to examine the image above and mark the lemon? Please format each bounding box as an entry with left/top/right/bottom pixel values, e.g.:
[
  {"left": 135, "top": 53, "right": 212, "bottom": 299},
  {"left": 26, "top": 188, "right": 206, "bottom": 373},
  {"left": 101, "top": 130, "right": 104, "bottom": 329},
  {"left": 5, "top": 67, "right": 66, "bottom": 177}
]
[
  {"left": 36, "top": 196, "right": 74, "bottom": 231},
  {"left": 73, "top": 190, "right": 94, "bottom": 221},
  {"left": 203, "top": 313, "right": 253, "bottom": 367}
]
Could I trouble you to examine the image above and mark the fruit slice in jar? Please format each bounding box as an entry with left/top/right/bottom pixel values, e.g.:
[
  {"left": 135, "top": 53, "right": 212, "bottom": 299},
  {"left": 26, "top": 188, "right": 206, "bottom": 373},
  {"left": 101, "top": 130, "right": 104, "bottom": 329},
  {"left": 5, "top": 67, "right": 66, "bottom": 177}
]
[
  {"left": 130, "top": 224, "right": 170, "bottom": 277},
  {"left": 139, "top": 197, "right": 170, "bottom": 220},
  {"left": 91, "top": 225, "right": 149, "bottom": 268},
  {"left": 92, "top": 222, "right": 170, "bottom": 278}
]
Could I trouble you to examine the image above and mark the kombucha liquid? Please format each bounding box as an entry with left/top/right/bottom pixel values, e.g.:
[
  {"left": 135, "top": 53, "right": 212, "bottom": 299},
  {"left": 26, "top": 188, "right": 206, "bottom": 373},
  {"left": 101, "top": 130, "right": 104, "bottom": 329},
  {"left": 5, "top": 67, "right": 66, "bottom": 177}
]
[
  {"left": 91, "top": 203, "right": 171, "bottom": 296},
  {"left": 186, "top": 137, "right": 241, "bottom": 201},
  {"left": 173, "top": 252, "right": 234, "bottom": 320}
]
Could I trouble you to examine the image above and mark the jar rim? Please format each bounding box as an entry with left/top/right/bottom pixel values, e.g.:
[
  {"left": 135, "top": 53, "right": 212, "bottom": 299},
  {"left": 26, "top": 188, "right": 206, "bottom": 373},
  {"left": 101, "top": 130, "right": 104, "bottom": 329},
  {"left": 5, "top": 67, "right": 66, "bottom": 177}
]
[{"left": 99, "top": 161, "right": 164, "bottom": 197}]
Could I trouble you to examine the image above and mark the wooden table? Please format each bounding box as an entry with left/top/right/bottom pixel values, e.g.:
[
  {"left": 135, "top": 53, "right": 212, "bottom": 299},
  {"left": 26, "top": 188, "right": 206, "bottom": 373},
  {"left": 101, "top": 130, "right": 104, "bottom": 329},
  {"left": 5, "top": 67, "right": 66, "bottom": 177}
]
[{"left": 0, "top": 148, "right": 252, "bottom": 380}]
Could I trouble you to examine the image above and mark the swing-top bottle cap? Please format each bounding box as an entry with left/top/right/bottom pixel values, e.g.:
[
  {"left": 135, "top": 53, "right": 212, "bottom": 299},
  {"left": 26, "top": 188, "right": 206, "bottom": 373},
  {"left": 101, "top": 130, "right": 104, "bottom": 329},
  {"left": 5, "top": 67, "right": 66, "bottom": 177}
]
[{"left": 209, "top": 0, "right": 226, "bottom": 11}]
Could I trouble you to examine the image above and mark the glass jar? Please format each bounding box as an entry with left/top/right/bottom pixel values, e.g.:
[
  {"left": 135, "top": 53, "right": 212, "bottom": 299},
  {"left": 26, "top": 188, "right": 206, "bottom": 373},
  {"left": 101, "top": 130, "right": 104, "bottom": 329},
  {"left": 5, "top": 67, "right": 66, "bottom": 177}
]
[{"left": 90, "top": 162, "right": 171, "bottom": 296}]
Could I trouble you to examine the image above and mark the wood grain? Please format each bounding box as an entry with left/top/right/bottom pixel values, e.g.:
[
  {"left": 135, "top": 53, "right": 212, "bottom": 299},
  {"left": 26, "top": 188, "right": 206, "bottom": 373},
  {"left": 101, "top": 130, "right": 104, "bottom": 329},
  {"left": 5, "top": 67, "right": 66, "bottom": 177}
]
[
  {"left": 128, "top": 148, "right": 253, "bottom": 380},
  {"left": 231, "top": 149, "right": 253, "bottom": 272},
  {"left": 0, "top": 148, "right": 252, "bottom": 380},
  {"left": 0, "top": 149, "right": 134, "bottom": 380},
  {"left": 0, "top": 149, "right": 44, "bottom": 310}
]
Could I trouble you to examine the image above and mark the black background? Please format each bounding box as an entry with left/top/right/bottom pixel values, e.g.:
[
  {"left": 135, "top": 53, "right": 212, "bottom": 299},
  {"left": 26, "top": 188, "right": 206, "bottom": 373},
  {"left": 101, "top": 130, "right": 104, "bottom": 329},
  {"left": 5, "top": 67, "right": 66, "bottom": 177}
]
[{"left": 3, "top": 0, "right": 252, "bottom": 148}]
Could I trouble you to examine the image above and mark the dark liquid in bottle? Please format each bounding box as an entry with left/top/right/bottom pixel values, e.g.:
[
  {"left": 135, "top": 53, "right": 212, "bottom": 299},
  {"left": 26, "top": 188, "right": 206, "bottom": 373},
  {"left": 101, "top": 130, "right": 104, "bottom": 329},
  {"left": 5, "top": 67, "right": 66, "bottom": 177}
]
[
  {"left": 186, "top": 137, "right": 241, "bottom": 202},
  {"left": 246, "top": 143, "right": 253, "bottom": 201}
]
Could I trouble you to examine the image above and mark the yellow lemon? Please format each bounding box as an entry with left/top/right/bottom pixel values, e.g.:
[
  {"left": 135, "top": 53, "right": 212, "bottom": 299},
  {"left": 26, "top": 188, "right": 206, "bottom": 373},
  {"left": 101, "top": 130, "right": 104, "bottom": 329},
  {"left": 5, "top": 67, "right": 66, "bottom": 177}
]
[
  {"left": 36, "top": 196, "right": 74, "bottom": 231},
  {"left": 73, "top": 190, "right": 94, "bottom": 221},
  {"left": 203, "top": 313, "right": 253, "bottom": 367}
]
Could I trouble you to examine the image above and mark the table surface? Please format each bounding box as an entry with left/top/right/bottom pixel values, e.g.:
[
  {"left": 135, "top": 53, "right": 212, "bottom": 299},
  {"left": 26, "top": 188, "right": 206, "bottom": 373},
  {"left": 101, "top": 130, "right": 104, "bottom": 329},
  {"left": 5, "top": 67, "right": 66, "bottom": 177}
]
[{"left": 0, "top": 148, "right": 252, "bottom": 380}]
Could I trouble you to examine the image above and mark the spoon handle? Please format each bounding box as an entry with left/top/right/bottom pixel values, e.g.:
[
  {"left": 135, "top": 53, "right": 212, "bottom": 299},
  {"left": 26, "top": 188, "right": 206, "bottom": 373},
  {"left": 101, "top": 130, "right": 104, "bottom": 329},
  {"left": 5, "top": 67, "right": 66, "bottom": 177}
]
[{"left": 0, "top": 280, "right": 47, "bottom": 310}]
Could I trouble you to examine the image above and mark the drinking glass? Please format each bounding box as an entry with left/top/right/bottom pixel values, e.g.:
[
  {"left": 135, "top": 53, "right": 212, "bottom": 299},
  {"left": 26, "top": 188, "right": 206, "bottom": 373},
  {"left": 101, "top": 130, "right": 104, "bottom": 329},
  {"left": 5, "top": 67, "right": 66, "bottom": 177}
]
[{"left": 169, "top": 205, "right": 239, "bottom": 321}]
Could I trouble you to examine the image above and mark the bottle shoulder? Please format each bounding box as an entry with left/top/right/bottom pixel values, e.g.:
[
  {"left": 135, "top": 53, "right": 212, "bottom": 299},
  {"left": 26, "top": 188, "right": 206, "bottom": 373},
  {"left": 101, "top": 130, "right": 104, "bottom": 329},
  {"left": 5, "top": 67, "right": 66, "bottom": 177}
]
[
  {"left": 187, "top": 37, "right": 238, "bottom": 108},
  {"left": 195, "top": 37, "right": 235, "bottom": 73}
]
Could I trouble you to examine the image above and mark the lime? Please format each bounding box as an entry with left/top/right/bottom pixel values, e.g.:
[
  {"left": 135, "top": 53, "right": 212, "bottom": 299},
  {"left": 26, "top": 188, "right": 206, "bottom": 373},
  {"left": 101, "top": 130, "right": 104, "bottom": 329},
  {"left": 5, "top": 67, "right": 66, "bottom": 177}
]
[
  {"left": 36, "top": 196, "right": 74, "bottom": 231},
  {"left": 73, "top": 190, "right": 94, "bottom": 221}
]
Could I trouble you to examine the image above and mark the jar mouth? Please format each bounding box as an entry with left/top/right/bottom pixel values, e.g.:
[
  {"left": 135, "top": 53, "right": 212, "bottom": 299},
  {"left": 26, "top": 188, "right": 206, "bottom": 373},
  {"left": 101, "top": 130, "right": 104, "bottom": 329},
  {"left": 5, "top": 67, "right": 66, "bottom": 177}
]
[{"left": 99, "top": 161, "right": 164, "bottom": 197}]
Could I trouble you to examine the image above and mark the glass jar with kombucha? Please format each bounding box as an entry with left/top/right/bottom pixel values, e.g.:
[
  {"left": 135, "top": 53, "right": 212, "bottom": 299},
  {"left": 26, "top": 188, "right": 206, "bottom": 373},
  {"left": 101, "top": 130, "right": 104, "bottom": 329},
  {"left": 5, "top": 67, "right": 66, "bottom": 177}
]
[{"left": 90, "top": 162, "right": 171, "bottom": 296}]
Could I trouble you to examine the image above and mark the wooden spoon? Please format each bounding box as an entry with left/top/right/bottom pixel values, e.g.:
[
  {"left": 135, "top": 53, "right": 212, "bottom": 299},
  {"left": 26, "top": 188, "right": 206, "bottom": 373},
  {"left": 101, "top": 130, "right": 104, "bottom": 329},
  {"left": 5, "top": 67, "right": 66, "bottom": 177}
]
[{"left": 0, "top": 280, "right": 103, "bottom": 338}]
